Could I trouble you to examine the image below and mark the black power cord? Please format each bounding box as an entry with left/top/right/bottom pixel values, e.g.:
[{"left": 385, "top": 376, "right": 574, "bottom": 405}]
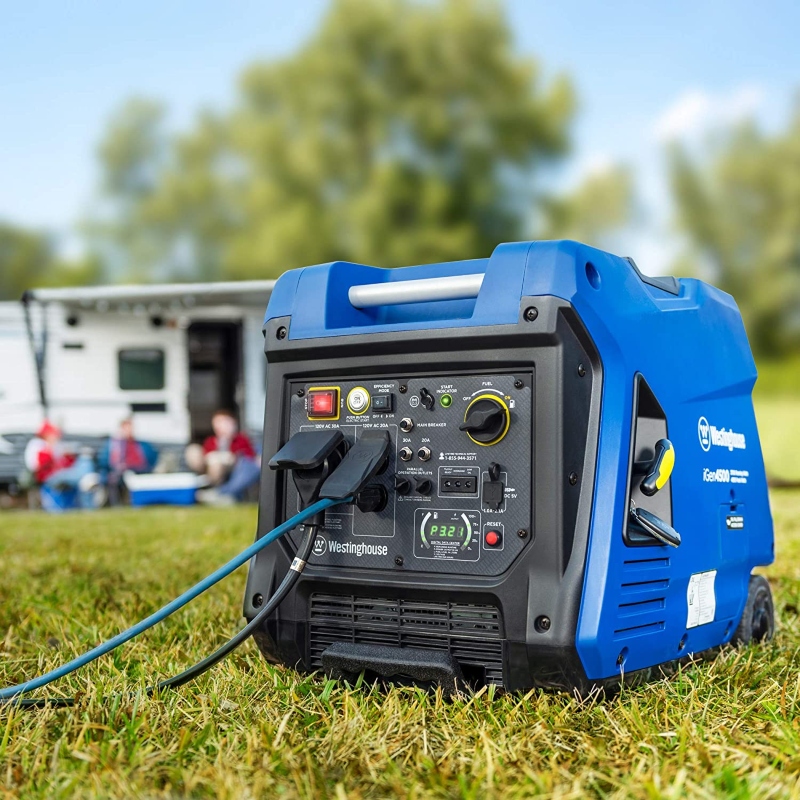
[
  {"left": 154, "top": 523, "right": 317, "bottom": 691},
  {"left": 5, "top": 525, "right": 318, "bottom": 709}
]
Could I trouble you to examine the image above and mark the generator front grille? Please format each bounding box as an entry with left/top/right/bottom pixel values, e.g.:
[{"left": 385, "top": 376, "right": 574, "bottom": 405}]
[{"left": 309, "top": 593, "right": 505, "bottom": 686}]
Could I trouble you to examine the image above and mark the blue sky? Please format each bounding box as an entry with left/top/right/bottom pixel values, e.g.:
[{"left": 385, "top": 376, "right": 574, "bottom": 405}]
[{"left": 1, "top": 0, "right": 798, "bottom": 274}]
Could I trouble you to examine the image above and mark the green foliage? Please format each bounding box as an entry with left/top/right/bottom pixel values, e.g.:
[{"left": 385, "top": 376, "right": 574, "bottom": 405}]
[
  {"left": 755, "top": 397, "right": 800, "bottom": 482},
  {"left": 669, "top": 110, "right": 800, "bottom": 357},
  {"left": 0, "top": 221, "right": 101, "bottom": 300},
  {"left": 0, "top": 495, "right": 799, "bottom": 797},
  {"left": 541, "top": 165, "right": 635, "bottom": 247},
  {"left": 88, "top": 0, "right": 585, "bottom": 281}
]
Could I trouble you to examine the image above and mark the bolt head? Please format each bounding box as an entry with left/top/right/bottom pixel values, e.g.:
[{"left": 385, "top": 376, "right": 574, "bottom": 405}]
[
  {"left": 517, "top": 528, "right": 528, "bottom": 538},
  {"left": 399, "top": 385, "right": 408, "bottom": 394},
  {"left": 535, "top": 615, "right": 551, "bottom": 632},
  {"left": 514, "top": 379, "right": 524, "bottom": 389},
  {"left": 276, "top": 326, "right": 287, "bottom": 340},
  {"left": 394, "top": 555, "right": 404, "bottom": 566},
  {"left": 253, "top": 593, "right": 264, "bottom": 608},
  {"left": 569, "top": 471, "right": 578, "bottom": 486},
  {"left": 577, "top": 363, "right": 586, "bottom": 377},
  {"left": 524, "top": 306, "right": 539, "bottom": 322}
]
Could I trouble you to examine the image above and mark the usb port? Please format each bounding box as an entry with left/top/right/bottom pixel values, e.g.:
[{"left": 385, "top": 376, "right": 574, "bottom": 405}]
[{"left": 441, "top": 476, "right": 477, "bottom": 493}]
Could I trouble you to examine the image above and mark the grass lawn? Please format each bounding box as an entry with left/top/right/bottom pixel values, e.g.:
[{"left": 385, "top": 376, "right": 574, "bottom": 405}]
[{"left": 0, "top": 495, "right": 798, "bottom": 799}]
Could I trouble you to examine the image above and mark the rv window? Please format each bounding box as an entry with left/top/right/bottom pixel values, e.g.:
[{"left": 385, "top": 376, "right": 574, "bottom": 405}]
[{"left": 118, "top": 349, "right": 165, "bottom": 391}]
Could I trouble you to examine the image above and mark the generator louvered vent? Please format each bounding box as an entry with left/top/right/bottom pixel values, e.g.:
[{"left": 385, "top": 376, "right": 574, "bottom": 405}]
[
  {"left": 614, "top": 556, "right": 670, "bottom": 639},
  {"left": 309, "top": 593, "right": 505, "bottom": 686}
]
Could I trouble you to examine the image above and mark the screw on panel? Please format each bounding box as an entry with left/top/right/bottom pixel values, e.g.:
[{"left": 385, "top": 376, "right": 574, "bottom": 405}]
[
  {"left": 678, "top": 635, "right": 687, "bottom": 651},
  {"left": 517, "top": 528, "right": 528, "bottom": 539},
  {"left": 395, "top": 556, "right": 404, "bottom": 566},
  {"left": 535, "top": 615, "right": 551, "bottom": 633},
  {"left": 399, "top": 385, "right": 408, "bottom": 394},
  {"left": 276, "top": 326, "right": 287, "bottom": 340},
  {"left": 297, "top": 389, "right": 305, "bottom": 397},
  {"left": 577, "top": 363, "right": 586, "bottom": 377},
  {"left": 569, "top": 471, "right": 578, "bottom": 486},
  {"left": 524, "top": 306, "right": 539, "bottom": 322},
  {"left": 514, "top": 379, "right": 524, "bottom": 389},
  {"left": 253, "top": 593, "right": 264, "bottom": 608}
]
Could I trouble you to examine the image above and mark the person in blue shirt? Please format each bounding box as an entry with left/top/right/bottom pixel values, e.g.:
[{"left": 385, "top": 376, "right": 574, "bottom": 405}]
[{"left": 99, "top": 417, "right": 158, "bottom": 505}]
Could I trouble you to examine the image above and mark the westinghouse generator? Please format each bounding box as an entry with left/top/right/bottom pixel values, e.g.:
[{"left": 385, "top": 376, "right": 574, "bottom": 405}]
[{"left": 244, "top": 240, "right": 775, "bottom": 693}]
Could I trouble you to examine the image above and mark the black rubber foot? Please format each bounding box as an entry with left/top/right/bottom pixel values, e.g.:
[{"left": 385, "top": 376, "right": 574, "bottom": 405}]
[{"left": 732, "top": 574, "right": 775, "bottom": 646}]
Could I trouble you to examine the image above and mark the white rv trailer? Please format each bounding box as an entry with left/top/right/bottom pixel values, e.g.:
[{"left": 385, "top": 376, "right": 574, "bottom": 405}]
[{"left": 0, "top": 281, "right": 274, "bottom": 487}]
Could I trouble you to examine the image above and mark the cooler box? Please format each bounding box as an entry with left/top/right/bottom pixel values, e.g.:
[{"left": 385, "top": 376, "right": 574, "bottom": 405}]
[{"left": 124, "top": 472, "right": 205, "bottom": 507}]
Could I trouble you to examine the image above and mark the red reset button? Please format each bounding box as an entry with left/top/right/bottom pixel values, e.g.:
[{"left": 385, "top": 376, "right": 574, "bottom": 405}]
[
  {"left": 484, "top": 530, "right": 502, "bottom": 547},
  {"left": 307, "top": 388, "right": 339, "bottom": 419}
]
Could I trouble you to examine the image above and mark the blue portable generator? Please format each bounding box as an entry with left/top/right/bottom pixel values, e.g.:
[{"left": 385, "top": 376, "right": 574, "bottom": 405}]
[{"left": 243, "top": 240, "right": 775, "bottom": 692}]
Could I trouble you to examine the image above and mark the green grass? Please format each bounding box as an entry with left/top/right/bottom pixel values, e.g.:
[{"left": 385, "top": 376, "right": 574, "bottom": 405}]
[{"left": 0, "top": 498, "right": 799, "bottom": 799}]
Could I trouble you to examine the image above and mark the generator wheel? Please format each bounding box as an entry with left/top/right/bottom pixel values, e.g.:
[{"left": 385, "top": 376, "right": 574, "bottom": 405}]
[{"left": 732, "top": 575, "right": 774, "bottom": 646}]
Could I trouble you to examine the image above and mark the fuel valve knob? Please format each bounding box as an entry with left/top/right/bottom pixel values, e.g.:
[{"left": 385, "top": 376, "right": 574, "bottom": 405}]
[{"left": 459, "top": 395, "right": 510, "bottom": 446}]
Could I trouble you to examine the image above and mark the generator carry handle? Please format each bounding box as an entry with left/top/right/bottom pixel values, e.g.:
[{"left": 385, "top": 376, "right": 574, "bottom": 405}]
[
  {"left": 269, "top": 241, "right": 538, "bottom": 340},
  {"left": 348, "top": 274, "right": 485, "bottom": 309}
]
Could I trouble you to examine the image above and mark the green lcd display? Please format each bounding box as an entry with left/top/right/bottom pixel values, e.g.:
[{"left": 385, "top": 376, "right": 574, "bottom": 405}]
[
  {"left": 418, "top": 510, "right": 475, "bottom": 551},
  {"left": 428, "top": 524, "right": 467, "bottom": 540}
]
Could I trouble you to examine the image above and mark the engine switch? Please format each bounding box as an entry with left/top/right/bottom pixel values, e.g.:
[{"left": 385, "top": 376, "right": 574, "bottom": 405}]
[{"left": 307, "top": 387, "right": 340, "bottom": 420}]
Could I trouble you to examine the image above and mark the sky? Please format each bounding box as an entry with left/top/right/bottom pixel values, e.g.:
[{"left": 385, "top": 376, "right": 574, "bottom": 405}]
[{"left": 1, "top": 0, "right": 798, "bottom": 275}]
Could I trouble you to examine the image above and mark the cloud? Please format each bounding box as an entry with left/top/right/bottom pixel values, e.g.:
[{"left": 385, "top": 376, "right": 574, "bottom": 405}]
[{"left": 653, "top": 84, "right": 765, "bottom": 143}]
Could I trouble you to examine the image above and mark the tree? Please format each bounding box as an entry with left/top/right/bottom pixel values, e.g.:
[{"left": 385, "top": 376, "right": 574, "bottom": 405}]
[
  {"left": 0, "top": 222, "right": 100, "bottom": 300},
  {"left": 669, "top": 109, "right": 800, "bottom": 356},
  {"left": 540, "top": 165, "right": 634, "bottom": 249},
  {"left": 89, "top": 0, "right": 580, "bottom": 280}
]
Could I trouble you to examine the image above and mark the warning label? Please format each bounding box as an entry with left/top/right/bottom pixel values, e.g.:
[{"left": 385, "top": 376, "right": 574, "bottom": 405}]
[{"left": 686, "top": 570, "right": 717, "bottom": 628}]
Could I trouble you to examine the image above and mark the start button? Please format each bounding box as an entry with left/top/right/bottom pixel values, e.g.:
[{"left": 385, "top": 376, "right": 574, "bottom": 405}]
[{"left": 347, "top": 386, "right": 371, "bottom": 415}]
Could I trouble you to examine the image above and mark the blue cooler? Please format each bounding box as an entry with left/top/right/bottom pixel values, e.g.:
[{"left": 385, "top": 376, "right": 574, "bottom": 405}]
[{"left": 124, "top": 472, "right": 204, "bottom": 507}]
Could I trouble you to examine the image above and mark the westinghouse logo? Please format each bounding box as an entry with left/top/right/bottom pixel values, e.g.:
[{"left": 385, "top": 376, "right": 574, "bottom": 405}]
[
  {"left": 329, "top": 540, "right": 388, "bottom": 557},
  {"left": 698, "top": 416, "right": 746, "bottom": 452}
]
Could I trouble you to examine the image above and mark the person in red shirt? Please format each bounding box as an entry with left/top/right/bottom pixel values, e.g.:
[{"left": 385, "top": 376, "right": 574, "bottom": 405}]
[
  {"left": 186, "top": 410, "right": 260, "bottom": 505},
  {"left": 27, "top": 421, "right": 76, "bottom": 484}
]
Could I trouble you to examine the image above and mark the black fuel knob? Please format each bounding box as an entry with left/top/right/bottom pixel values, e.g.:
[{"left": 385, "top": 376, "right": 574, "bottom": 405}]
[{"left": 459, "top": 396, "right": 510, "bottom": 445}]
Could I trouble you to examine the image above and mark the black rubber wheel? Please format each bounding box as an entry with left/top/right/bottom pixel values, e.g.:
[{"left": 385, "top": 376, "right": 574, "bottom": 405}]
[{"left": 732, "top": 574, "right": 775, "bottom": 646}]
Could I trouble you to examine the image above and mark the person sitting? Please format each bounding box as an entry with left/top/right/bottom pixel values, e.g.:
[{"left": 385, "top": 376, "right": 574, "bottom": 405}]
[
  {"left": 186, "top": 409, "right": 260, "bottom": 505},
  {"left": 99, "top": 417, "right": 158, "bottom": 505},
  {"left": 25, "top": 421, "right": 76, "bottom": 486},
  {"left": 25, "top": 422, "right": 103, "bottom": 510}
]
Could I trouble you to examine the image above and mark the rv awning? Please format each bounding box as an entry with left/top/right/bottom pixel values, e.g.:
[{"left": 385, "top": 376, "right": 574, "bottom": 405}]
[{"left": 23, "top": 280, "right": 276, "bottom": 310}]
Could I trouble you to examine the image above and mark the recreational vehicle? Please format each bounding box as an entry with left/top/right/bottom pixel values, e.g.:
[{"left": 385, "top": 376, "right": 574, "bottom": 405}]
[{"left": 0, "top": 281, "right": 273, "bottom": 490}]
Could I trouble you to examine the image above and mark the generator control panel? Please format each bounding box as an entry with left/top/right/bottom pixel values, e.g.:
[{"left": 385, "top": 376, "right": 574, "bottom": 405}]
[{"left": 284, "top": 373, "right": 533, "bottom": 575}]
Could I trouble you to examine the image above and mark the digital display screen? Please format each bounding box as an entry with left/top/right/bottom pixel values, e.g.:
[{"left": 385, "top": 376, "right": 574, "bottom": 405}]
[
  {"left": 415, "top": 509, "right": 480, "bottom": 561},
  {"left": 427, "top": 523, "right": 468, "bottom": 541}
]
